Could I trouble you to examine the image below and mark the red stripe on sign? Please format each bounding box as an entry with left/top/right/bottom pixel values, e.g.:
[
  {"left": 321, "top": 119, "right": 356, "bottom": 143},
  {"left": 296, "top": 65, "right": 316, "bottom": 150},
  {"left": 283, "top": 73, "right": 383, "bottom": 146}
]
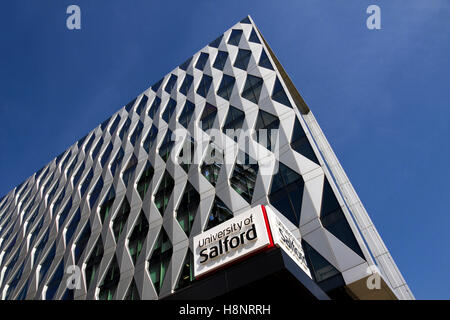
[{"left": 261, "top": 205, "right": 275, "bottom": 248}]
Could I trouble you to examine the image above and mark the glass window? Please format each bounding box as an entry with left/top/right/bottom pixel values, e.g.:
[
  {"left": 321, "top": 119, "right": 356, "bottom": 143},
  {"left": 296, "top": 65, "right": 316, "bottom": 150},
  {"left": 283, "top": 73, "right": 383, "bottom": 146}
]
[
  {"left": 255, "top": 109, "right": 280, "bottom": 152},
  {"left": 158, "top": 129, "right": 174, "bottom": 162},
  {"left": 125, "top": 280, "right": 140, "bottom": 300},
  {"left": 39, "top": 244, "right": 56, "bottom": 285},
  {"left": 209, "top": 34, "right": 223, "bottom": 48},
  {"left": 130, "top": 121, "right": 144, "bottom": 146},
  {"left": 272, "top": 77, "right": 292, "bottom": 107},
  {"left": 79, "top": 169, "right": 94, "bottom": 197},
  {"left": 222, "top": 106, "right": 245, "bottom": 137},
  {"left": 249, "top": 28, "right": 260, "bottom": 43},
  {"left": 45, "top": 260, "right": 64, "bottom": 300},
  {"left": 89, "top": 178, "right": 103, "bottom": 208},
  {"left": 91, "top": 137, "right": 104, "bottom": 160},
  {"left": 151, "top": 78, "right": 163, "bottom": 92},
  {"left": 84, "top": 134, "right": 95, "bottom": 153},
  {"left": 178, "top": 100, "right": 195, "bottom": 128},
  {"left": 291, "top": 119, "right": 319, "bottom": 164},
  {"left": 200, "top": 103, "right": 217, "bottom": 132},
  {"left": 125, "top": 97, "right": 137, "bottom": 113},
  {"left": 58, "top": 199, "right": 72, "bottom": 229},
  {"left": 148, "top": 228, "right": 172, "bottom": 295},
  {"left": 98, "top": 256, "right": 120, "bottom": 300},
  {"left": 74, "top": 221, "right": 91, "bottom": 264},
  {"left": 242, "top": 74, "right": 263, "bottom": 104},
  {"left": 195, "top": 52, "right": 209, "bottom": 71},
  {"left": 196, "top": 74, "right": 213, "bottom": 98},
  {"left": 100, "top": 142, "right": 113, "bottom": 167},
  {"left": 204, "top": 197, "right": 233, "bottom": 231},
  {"left": 258, "top": 49, "right": 274, "bottom": 70},
  {"left": 65, "top": 208, "right": 81, "bottom": 246},
  {"left": 162, "top": 98, "right": 177, "bottom": 123},
  {"left": 269, "top": 163, "right": 304, "bottom": 226},
  {"left": 176, "top": 183, "right": 199, "bottom": 237},
  {"left": 137, "top": 162, "right": 154, "bottom": 200},
  {"left": 128, "top": 210, "right": 149, "bottom": 265},
  {"left": 179, "top": 57, "right": 193, "bottom": 71},
  {"left": 110, "top": 148, "right": 124, "bottom": 177},
  {"left": 99, "top": 186, "right": 115, "bottom": 224},
  {"left": 109, "top": 115, "right": 121, "bottom": 135},
  {"left": 228, "top": 29, "right": 243, "bottom": 46},
  {"left": 320, "top": 178, "right": 365, "bottom": 259},
  {"left": 135, "top": 95, "right": 148, "bottom": 115},
  {"left": 175, "top": 250, "right": 195, "bottom": 290},
  {"left": 200, "top": 142, "right": 223, "bottom": 187},
  {"left": 113, "top": 198, "right": 131, "bottom": 241},
  {"left": 119, "top": 118, "right": 131, "bottom": 140},
  {"left": 217, "top": 74, "right": 235, "bottom": 101},
  {"left": 143, "top": 125, "right": 158, "bottom": 153},
  {"left": 302, "top": 240, "right": 341, "bottom": 283},
  {"left": 154, "top": 171, "right": 174, "bottom": 216},
  {"left": 230, "top": 152, "right": 259, "bottom": 203},
  {"left": 122, "top": 155, "right": 138, "bottom": 188},
  {"left": 240, "top": 16, "right": 251, "bottom": 24},
  {"left": 148, "top": 96, "right": 161, "bottom": 119},
  {"left": 213, "top": 51, "right": 228, "bottom": 71},
  {"left": 179, "top": 74, "right": 193, "bottom": 96},
  {"left": 179, "top": 137, "right": 195, "bottom": 173},
  {"left": 165, "top": 74, "right": 178, "bottom": 94},
  {"left": 85, "top": 236, "right": 104, "bottom": 290},
  {"left": 233, "top": 49, "right": 252, "bottom": 71},
  {"left": 4, "top": 262, "right": 25, "bottom": 300}
]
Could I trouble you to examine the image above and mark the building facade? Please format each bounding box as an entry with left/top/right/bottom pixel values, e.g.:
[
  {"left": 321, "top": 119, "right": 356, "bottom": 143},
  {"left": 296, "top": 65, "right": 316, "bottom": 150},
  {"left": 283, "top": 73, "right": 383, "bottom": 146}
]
[{"left": 0, "top": 16, "right": 413, "bottom": 300}]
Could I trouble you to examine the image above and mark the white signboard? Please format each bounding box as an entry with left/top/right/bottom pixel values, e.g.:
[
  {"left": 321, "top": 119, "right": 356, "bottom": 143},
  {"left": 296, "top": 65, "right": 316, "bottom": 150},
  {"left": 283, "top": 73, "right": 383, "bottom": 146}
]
[
  {"left": 193, "top": 205, "right": 312, "bottom": 279},
  {"left": 193, "top": 206, "right": 270, "bottom": 278}
]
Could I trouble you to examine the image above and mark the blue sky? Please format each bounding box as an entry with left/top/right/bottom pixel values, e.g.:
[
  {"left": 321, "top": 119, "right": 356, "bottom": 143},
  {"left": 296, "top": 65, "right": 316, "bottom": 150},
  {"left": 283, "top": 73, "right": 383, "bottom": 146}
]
[{"left": 0, "top": 0, "right": 449, "bottom": 299}]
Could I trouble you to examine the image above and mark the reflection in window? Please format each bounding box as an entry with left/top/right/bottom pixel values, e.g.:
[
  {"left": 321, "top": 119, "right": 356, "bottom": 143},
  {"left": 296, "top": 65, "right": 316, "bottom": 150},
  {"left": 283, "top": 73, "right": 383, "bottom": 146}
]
[
  {"left": 154, "top": 171, "right": 174, "bottom": 216},
  {"left": 230, "top": 153, "right": 259, "bottom": 203},
  {"left": 242, "top": 75, "right": 263, "bottom": 104},
  {"left": 148, "top": 228, "right": 172, "bottom": 295},
  {"left": 98, "top": 256, "right": 120, "bottom": 300},
  {"left": 128, "top": 210, "right": 149, "bottom": 265},
  {"left": 176, "top": 183, "right": 199, "bottom": 237},
  {"left": 204, "top": 197, "right": 233, "bottom": 231}
]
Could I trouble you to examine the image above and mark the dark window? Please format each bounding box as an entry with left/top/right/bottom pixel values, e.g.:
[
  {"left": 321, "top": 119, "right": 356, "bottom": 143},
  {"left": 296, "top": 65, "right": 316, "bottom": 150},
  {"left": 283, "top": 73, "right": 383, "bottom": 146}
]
[
  {"left": 176, "top": 250, "right": 195, "bottom": 290},
  {"left": 74, "top": 221, "right": 91, "bottom": 264},
  {"left": 79, "top": 169, "right": 94, "bottom": 198},
  {"left": 154, "top": 171, "right": 174, "bottom": 216},
  {"left": 85, "top": 236, "right": 104, "bottom": 290},
  {"left": 178, "top": 100, "right": 195, "bottom": 128},
  {"left": 110, "top": 148, "right": 124, "bottom": 177},
  {"left": 39, "top": 244, "right": 56, "bottom": 284},
  {"left": 249, "top": 28, "right": 261, "bottom": 43},
  {"left": 125, "top": 98, "right": 137, "bottom": 113},
  {"left": 230, "top": 152, "right": 259, "bottom": 203},
  {"left": 291, "top": 119, "right": 319, "bottom": 164},
  {"left": 234, "top": 49, "right": 252, "bottom": 70},
  {"left": 195, "top": 52, "right": 209, "bottom": 71},
  {"left": 209, "top": 35, "right": 223, "bottom": 48},
  {"left": 179, "top": 57, "right": 193, "bottom": 71},
  {"left": 65, "top": 209, "right": 81, "bottom": 246},
  {"left": 255, "top": 109, "right": 280, "bottom": 152},
  {"left": 98, "top": 256, "right": 120, "bottom": 300},
  {"left": 165, "top": 74, "right": 178, "bottom": 94},
  {"left": 269, "top": 163, "right": 304, "bottom": 226},
  {"left": 148, "top": 228, "right": 172, "bottom": 295},
  {"left": 143, "top": 125, "right": 158, "bottom": 154},
  {"left": 113, "top": 198, "right": 131, "bottom": 241},
  {"left": 162, "top": 98, "right": 177, "bottom": 123},
  {"left": 179, "top": 74, "right": 193, "bottom": 96},
  {"left": 148, "top": 96, "right": 161, "bottom": 119},
  {"left": 320, "top": 178, "right": 365, "bottom": 259},
  {"left": 58, "top": 199, "right": 72, "bottom": 229},
  {"left": 176, "top": 183, "right": 199, "bottom": 237},
  {"left": 122, "top": 155, "right": 138, "bottom": 188},
  {"left": 16, "top": 280, "right": 29, "bottom": 300},
  {"left": 125, "top": 280, "right": 140, "bottom": 300},
  {"left": 109, "top": 115, "right": 121, "bottom": 134},
  {"left": 205, "top": 197, "right": 233, "bottom": 231},
  {"left": 84, "top": 134, "right": 95, "bottom": 153},
  {"left": 196, "top": 74, "right": 213, "bottom": 98},
  {"left": 72, "top": 163, "right": 85, "bottom": 187},
  {"left": 89, "top": 178, "right": 103, "bottom": 208},
  {"left": 135, "top": 95, "right": 148, "bottom": 115},
  {"left": 258, "top": 49, "right": 274, "bottom": 70},
  {"left": 99, "top": 186, "right": 115, "bottom": 224},
  {"left": 137, "top": 162, "right": 154, "bottom": 200},
  {"left": 242, "top": 75, "right": 263, "bottom": 104},
  {"left": 45, "top": 260, "right": 64, "bottom": 300},
  {"left": 151, "top": 78, "right": 163, "bottom": 92},
  {"left": 272, "top": 77, "right": 292, "bottom": 107},
  {"left": 34, "top": 230, "right": 50, "bottom": 265},
  {"left": 119, "top": 118, "right": 131, "bottom": 140},
  {"left": 128, "top": 210, "right": 149, "bottom": 265},
  {"left": 4, "top": 262, "right": 25, "bottom": 300},
  {"left": 213, "top": 51, "right": 228, "bottom": 71},
  {"left": 179, "top": 137, "right": 195, "bottom": 173},
  {"left": 302, "top": 240, "right": 341, "bottom": 283},
  {"left": 130, "top": 121, "right": 144, "bottom": 146},
  {"left": 228, "top": 29, "right": 243, "bottom": 46},
  {"left": 91, "top": 137, "right": 103, "bottom": 160},
  {"left": 240, "top": 16, "right": 251, "bottom": 24},
  {"left": 159, "top": 130, "right": 174, "bottom": 162},
  {"left": 222, "top": 106, "right": 245, "bottom": 136},
  {"left": 100, "top": 143, "right": 113, "bottom": 167},
  {"left": 201, "top": 142, "right": 223, "bottom": 187},
  {"left": 200, "top": 103, "right": 217, "bottom": 132},
  {"left": 217, "top": 74, "right": 235, "bottom": 101}
]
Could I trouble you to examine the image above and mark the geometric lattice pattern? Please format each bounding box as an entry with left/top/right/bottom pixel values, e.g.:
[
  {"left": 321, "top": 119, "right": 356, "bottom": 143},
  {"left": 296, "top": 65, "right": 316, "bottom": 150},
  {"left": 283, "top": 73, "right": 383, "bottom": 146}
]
[{"left": 0, "top": 16, "right": 412, "bottom": 300}]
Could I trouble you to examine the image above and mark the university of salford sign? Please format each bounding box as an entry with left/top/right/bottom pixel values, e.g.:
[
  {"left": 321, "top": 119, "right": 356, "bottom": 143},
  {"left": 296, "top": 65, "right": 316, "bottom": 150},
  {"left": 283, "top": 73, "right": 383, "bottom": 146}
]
[{"left": 193, "top": 205, "right": 311, "bottom": 278}]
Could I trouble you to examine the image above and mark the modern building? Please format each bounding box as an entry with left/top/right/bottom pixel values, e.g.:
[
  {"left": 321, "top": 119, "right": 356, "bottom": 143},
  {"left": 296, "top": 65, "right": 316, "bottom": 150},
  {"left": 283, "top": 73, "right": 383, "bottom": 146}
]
[{"left": 0, "top": 16, "right": 413, "bottom": 300}]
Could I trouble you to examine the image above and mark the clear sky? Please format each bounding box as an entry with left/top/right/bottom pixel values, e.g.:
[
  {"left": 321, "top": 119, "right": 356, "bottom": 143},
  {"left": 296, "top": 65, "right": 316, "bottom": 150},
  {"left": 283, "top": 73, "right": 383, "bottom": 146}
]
[{"left": 0, "top": 0, "right": 448, "bottom": 299}]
